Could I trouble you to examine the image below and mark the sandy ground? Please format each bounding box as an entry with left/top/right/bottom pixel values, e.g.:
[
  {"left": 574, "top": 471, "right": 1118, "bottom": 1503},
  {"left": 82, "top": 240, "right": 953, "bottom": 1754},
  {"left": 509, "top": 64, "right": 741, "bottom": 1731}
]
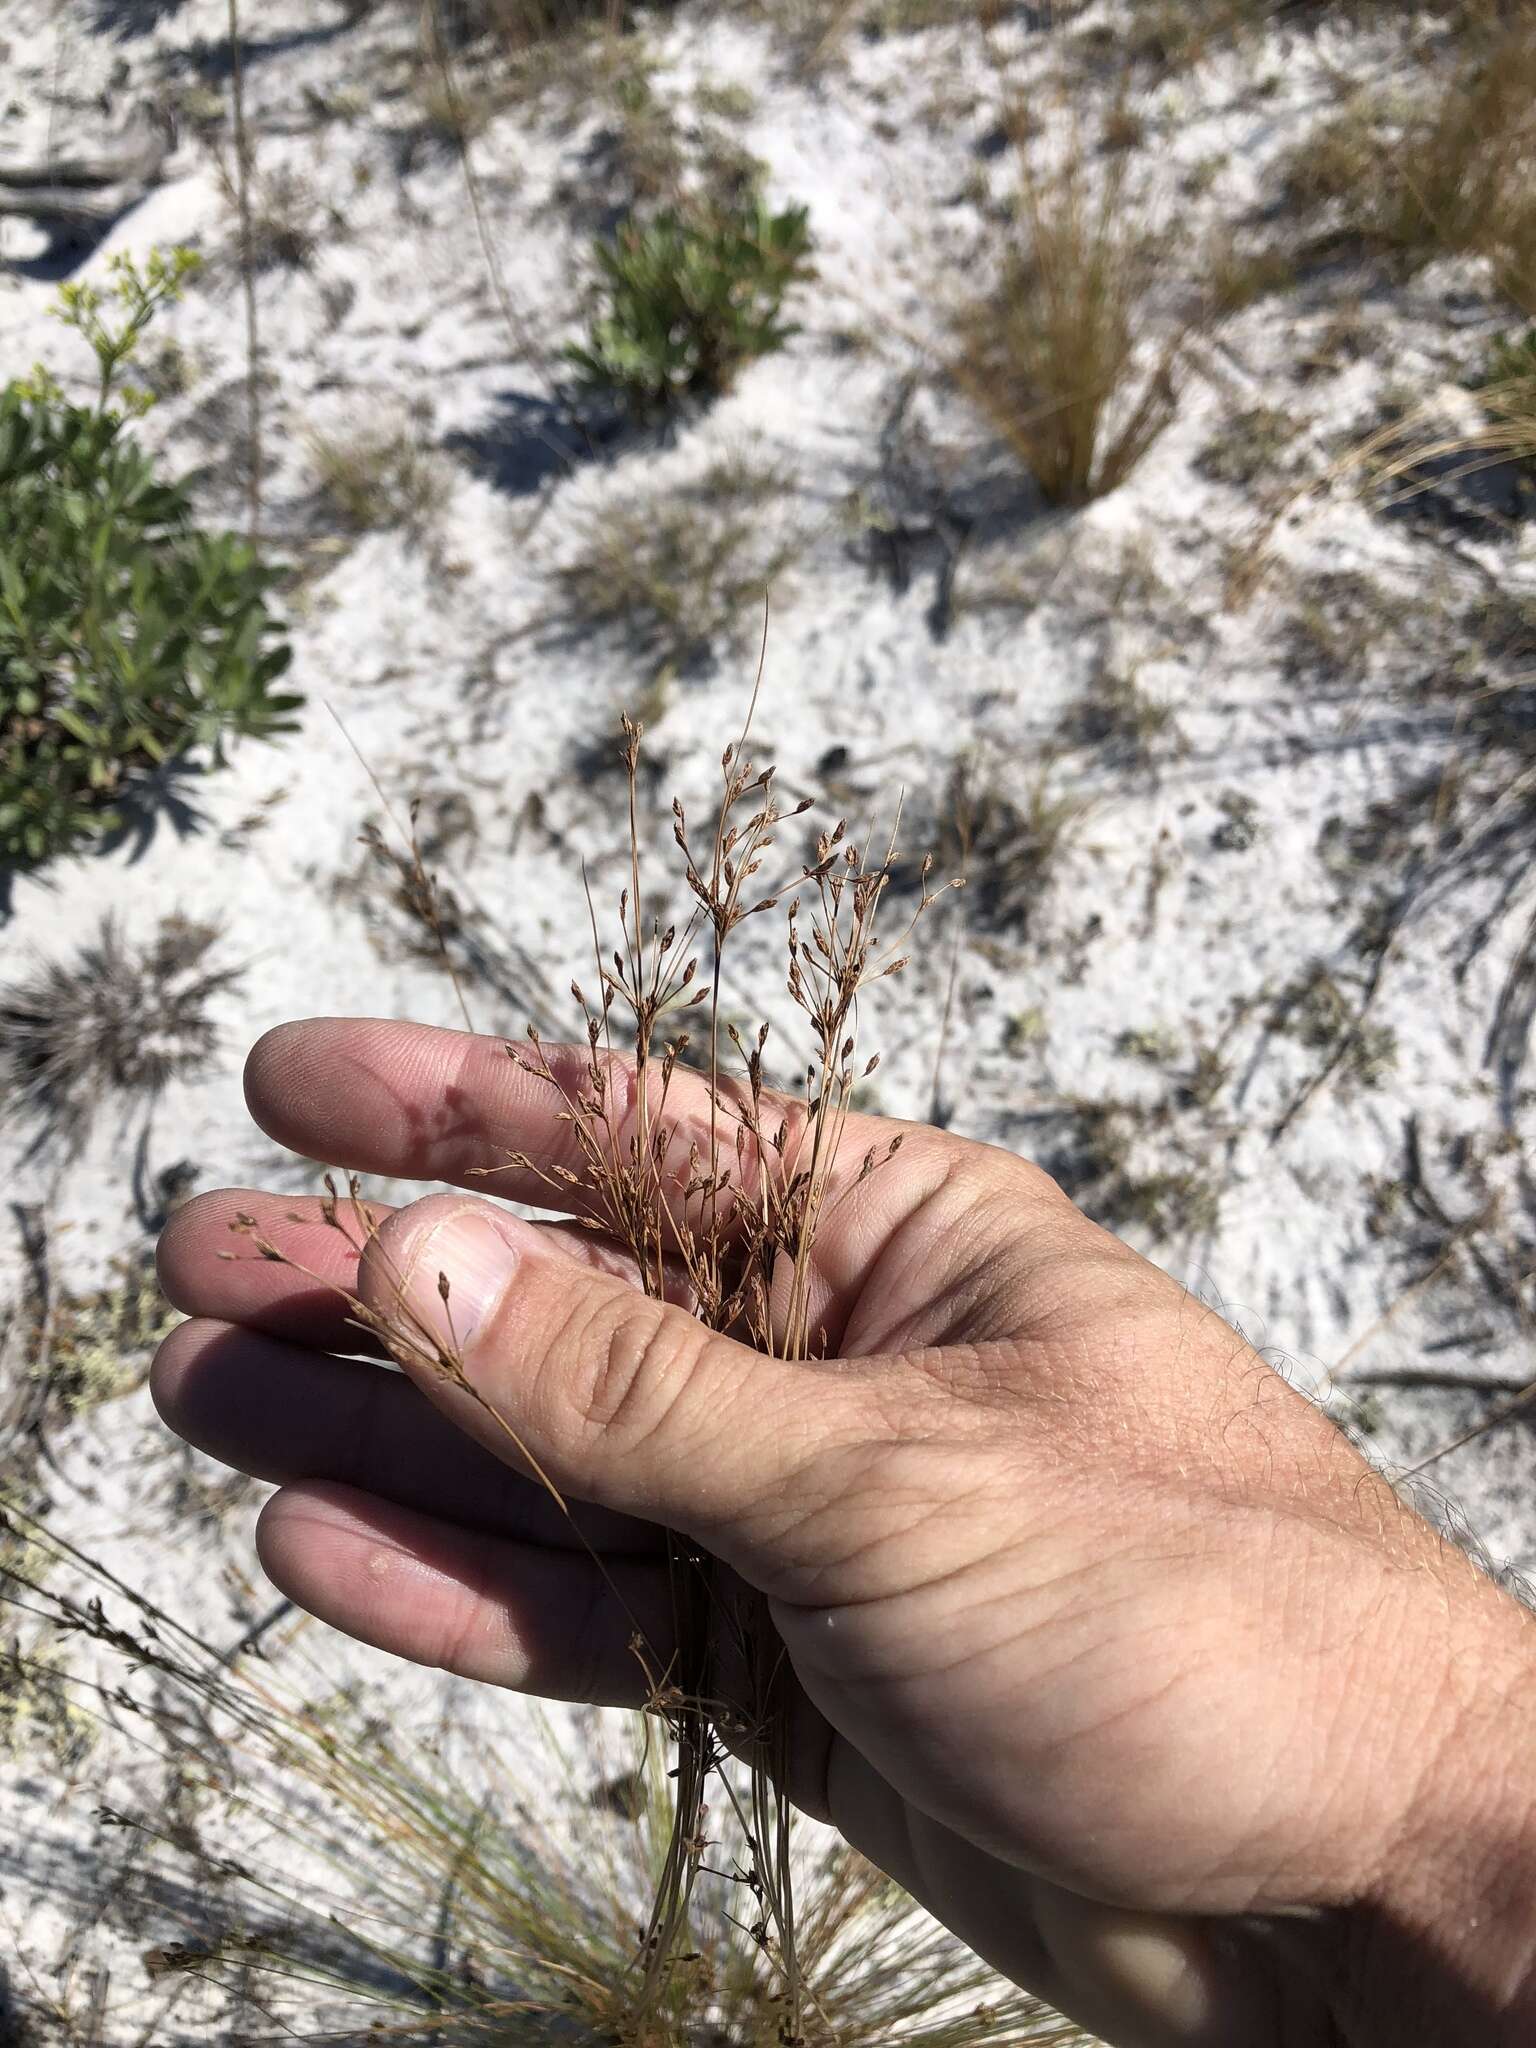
[{"left": 1, "top": 0, "right": 1533, "bottom": 2038}]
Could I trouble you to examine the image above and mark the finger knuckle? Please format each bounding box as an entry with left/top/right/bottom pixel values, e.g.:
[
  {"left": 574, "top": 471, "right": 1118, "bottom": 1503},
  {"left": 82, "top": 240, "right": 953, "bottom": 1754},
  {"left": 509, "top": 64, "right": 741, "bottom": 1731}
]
[{"left": 577, "top": 1298, "right": 690, "bottom": 1447}]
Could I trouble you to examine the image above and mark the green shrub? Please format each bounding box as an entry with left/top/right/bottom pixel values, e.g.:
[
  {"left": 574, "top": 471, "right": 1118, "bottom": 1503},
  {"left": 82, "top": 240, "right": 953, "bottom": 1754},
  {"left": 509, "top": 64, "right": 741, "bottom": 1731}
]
[
  {"left": 565, "top": 195, "right": 813, "bottom": 416},
  {"left": 0, "top": 252, "right": 300, "bottom": 872}
]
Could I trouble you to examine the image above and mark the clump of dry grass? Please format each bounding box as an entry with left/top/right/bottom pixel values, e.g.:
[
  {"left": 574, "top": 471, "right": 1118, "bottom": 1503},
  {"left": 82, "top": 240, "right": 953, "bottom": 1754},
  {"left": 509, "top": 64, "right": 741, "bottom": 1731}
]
[
  {"left": 1284, "top": 9, "right": 1536, "bottom": 308},
  {"left": 1095, "top": 0, "right": 1252, "bottom": 78},
  {"left": 411, "top": 0, "right": 656, "bottom": 135},
  {"left": 0, "top": 1499, "right": 1089, "bottom": 2046},
  {"left": 555, "top": 456, "right": 806, "bottom": 675},
  {"left": 216, "top": 158, "right": 325, "bottom": 270},
  {"left": 950, "top": 148, "right": 1186, "bottom": 505},
  {"left": 0, "top": 916, "right": 240, "bottom": 1160},
  {"left": 437, "top": 0, "right": 625, "bottom": 49},
  {"left": 308, "top": 420, "right": 454, "bottom": 538},
  {"left": 904, "top": 757, "right": 1084, "bottom": 935},
  {"left": 1058, "top": 665, "right": 1182, "bottom": 766}
]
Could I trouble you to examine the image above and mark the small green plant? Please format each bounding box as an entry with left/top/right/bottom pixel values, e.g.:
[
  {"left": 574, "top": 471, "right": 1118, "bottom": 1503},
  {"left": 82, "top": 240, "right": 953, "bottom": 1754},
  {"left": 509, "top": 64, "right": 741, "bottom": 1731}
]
[
  {"left": 31, "top": 249, "right": 201, "bottom": 416},
  {"left": 565, "top": 195, "right": 814, "bottom": 416},
  {"left": 1477, "top": 328, "right": 1536, "bottom": 473},
  {"left": 1480, "top": 327, "right": 1536, "bottom": 400},
  {"left": 0, "top": 250, "right": 299, "bottom": 871},
  {"left": 1117, "top": 1024, "right": 1182, "bottom": 1064},
  {"left": 1002, "top": 1005, "right": 1049, "bottom": 1054}
]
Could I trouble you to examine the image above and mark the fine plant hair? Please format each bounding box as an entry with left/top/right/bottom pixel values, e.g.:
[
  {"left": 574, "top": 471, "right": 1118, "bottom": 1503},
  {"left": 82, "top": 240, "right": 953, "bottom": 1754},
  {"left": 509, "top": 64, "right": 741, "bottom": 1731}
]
[
  {"left": 0, "top": 1500, "right": 1091, "bottom": 2046},
  {"left": 949, "top": 137, "right": 1186, "bottom": 505},
  {"left": 0, "top": 916, "right": 241, "bottom": 1161},
  {"left": 218, "top": 698, "right": 954, "bottom": 2040}
]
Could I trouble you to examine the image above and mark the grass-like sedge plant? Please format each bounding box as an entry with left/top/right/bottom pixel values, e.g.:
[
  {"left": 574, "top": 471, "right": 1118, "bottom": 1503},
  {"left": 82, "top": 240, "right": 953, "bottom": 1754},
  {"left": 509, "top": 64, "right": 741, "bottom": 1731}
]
[
  {"left": 949, "top": 130, "right": 1186, "bottom": 507},
  {"left": 217, "top": 700, "right": 956, "bottom": 2042},
  {"left": 0, "top": 1497, "right": 1090, "bottom": 2045}
]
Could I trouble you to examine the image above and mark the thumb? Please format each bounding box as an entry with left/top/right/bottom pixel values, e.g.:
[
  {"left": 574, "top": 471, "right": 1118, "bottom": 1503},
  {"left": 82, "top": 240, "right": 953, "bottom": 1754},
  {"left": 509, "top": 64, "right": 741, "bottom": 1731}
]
[{"left": 360, "top": 1193, "right": 863, "bottom": 1555}]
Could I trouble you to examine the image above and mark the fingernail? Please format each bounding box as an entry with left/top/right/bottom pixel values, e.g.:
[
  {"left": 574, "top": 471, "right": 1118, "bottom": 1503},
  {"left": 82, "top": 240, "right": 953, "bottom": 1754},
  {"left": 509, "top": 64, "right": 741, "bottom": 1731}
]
[{"left": 402, "top": 1206, "right": 517, "bottom": 1355}]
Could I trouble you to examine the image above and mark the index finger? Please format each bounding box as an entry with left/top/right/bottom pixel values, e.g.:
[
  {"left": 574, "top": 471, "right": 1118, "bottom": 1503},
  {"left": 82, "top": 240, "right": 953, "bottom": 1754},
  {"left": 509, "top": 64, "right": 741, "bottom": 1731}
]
[{"left": 243, "top": 1016, "right": 909, "bottom": 1238}]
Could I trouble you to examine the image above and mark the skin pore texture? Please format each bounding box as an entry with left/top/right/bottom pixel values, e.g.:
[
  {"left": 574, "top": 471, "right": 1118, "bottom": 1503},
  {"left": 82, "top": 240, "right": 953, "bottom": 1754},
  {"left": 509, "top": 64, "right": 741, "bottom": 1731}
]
[{"left": 153, "top": 1017, "right": 1536, "bottom": 2048}]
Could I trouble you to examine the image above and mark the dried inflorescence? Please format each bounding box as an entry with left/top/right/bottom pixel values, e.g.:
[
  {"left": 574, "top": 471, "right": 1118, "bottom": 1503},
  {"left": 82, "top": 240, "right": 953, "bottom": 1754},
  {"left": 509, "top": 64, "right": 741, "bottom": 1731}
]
[{"left": 225, "top": 703, "right": 953, "bottom": 2041}]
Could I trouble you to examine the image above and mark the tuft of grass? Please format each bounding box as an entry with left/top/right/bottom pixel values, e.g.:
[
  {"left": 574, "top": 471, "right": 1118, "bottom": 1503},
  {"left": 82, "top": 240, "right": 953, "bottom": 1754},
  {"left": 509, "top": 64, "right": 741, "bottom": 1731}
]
[
  {"left": 1283, "top": 10, "right": 1536, "bottom": 307},
  {"left": 1107, "top": 0, "right": 1252, "bottom": 77},
  {"left": 1117, "top": 1025, "right": 1182, "bottom": 1064},
  {"left": 0, "top": 1493, "right": 1091, "bottom": 2045},
  {"left": 1283, "top": 569, "right": 1402, "bottom": 688},
  {"left": 1196, "top": 404, "right": 1298, "bottom": 488},
  {"left": 1202, "top": 232, "right": 1300, "bottom": 316},
  {"left": 308, "top": 422, "right": 453, "bottom": 538},
  {"left": 905, "top": 758, "right": 1085, "bottom": 935},
  {"left": 1058, "top": 665, "right": 1182, "bottom": 765},
  {"left": 1280, "top": 965, "right": 1400, "bottom": 1093},
  {"left": 1041, "top": 1098, "right": 1222, "bottom": 1242},
  {"left": 0, "top": 917, "right": 240, "bottom": 1160},
  {"left": 222, "top": 161, "right": 324, "bottom": 270},
  {"left": 411, "top": 63, "right": 503, "bottom": 144},
  {"left": 1003, "top": 1005, "right": 1049, "bottom": 1055},
  {"left": 554, "top": 455, "right": 805, "bottom": 674},
  {"left": 951, "top": 151, "right": 1186, "bottom": 505},
  {"left": 21, "top": 1246, "right": 178, "bottom": 1420}
]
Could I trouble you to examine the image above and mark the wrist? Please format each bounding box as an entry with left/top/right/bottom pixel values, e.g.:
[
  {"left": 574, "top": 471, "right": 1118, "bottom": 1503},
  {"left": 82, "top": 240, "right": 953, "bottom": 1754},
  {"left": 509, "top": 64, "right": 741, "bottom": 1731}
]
[{"left": 1331, "top": 1581, "right": 1536, "bottom": 2047}]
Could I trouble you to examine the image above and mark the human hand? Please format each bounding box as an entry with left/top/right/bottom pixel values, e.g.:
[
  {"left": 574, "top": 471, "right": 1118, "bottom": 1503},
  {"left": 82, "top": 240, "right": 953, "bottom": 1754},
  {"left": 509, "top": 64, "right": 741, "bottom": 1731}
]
[{"left": 154, "top": 1018, "right": 1536, "bottom": 2048}]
